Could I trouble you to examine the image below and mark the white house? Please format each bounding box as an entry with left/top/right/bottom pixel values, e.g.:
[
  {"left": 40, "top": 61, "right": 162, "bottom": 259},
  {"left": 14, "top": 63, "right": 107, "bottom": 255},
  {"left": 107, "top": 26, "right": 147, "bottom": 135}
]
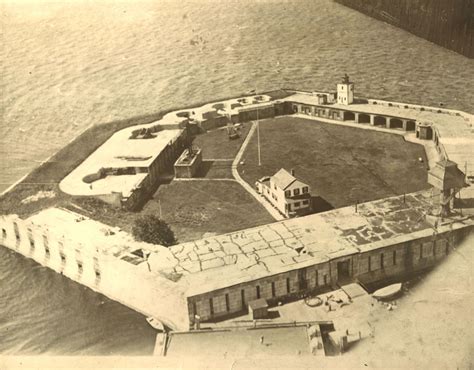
[{"left": 256, "top": 168, "right": 311, "bottom": 217}]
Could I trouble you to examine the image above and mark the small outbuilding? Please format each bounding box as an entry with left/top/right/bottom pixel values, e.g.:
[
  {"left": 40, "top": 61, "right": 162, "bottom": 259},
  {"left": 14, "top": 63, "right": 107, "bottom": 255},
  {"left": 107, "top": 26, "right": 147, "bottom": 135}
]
[{"left": 248, "top": 298, "right": 268, "bottom": 319}]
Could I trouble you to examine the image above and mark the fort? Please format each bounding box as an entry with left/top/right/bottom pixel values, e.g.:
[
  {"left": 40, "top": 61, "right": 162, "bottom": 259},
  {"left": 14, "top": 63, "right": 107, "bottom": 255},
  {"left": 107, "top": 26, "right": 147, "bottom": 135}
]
[{"left": 0, "top": 76, "right": 473, "bottom": 347}]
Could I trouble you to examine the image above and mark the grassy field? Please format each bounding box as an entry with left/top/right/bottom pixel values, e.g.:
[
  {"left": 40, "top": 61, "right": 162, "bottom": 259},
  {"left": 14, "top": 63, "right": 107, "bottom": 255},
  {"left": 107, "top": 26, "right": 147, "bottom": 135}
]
[
  {"left": 146, "top": 180, "right": 274, "bottom": 242},
  {"left": 238, "top": 116, "right": 429, "bottom": 208},
  {"left": 71, "top": 181, "right": 274, "bottom": 243},
  {"left": 191, "top": 122, "right": 251, "bottom": 179},
  {"left": 193, "top": 123, "right": 251, "bottom": 160}
]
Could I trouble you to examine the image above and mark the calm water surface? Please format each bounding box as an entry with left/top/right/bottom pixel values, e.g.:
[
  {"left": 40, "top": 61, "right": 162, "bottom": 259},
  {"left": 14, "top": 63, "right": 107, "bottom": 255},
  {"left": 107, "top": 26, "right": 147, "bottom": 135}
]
[{"left": 0, "top": 0, "right": 473, "bottom": 355}]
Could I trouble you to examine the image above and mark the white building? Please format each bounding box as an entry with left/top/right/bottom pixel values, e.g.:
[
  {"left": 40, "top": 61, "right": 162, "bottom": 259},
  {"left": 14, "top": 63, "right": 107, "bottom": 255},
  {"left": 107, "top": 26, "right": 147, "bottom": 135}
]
[
  {"left": 256, "top": 168, "right": 311, "bottom": 217},
  {"left": 337, "top": 73, "right": 354, "bottom": 105}
]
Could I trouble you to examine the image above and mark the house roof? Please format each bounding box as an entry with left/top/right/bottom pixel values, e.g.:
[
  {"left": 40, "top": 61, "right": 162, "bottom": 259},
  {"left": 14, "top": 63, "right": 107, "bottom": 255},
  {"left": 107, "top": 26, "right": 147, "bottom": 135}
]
[
  {"left": 287, "top": 180, "right": 309, "bottom": 192},
  {"left": 271, "top": 168, "right": 297, "bottom": 190}
]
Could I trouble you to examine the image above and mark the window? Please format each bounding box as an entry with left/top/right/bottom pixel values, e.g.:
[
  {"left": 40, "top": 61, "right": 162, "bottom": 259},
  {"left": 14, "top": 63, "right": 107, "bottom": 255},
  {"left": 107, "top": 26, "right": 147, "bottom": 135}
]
[
  {"left": 302, "top": 200, "right": 309, "bottom": 205},
  {"left": 77, "top": 262, "right": 83, "bottom": 274},
  {"left": 381, "top": 253, "right": 384, "bottom": 269},
  {"left": 393, "top": 250, "right": 397, "bottom": 265},
  {"left": 285, "top": 190, "right": 291, "bottom": 197},
  {"left": 256, "top": 286, "right": 261, "bottom": 299},
  {"left": 271, "top": 282, "right": 276, "bottom": 297},
  {"left": 315, "top": 270, "right": 318, "bottom": 286},
  {"left": 14, "top": 223, "right": 20, "bottom": 241},
  {"left": 302, "top": 187, "right": 309, "bottom": 194},
  {"left": 368, "top": 256, "right": 372, "bottom": 272},
  {"left": 209, "top": 298, "right": 214, "bottom": 315},
  {"left": 95, "top": 270, "right": 101, "bottom": 279},
  {"left": 241, "top": 289, "right": 246, "bottom": 309},
  {"left": 286, "top": 278, "right": 290, "bottom": 293},
  {"left": 225, "top": 294, "right": 230, "bottom": 312},
  {"left": 60, "top": 253, "right": 66, "bottom": 263},
  {"left": 420, "top": 244, "right": 423, "bottom": 259},
  {"left": 294, "top": 202, "right": 300, "bottom": 207},
  {"left": 1, "top": 228, "right": 6, "bottom": 239},
  {"left": 294, "top": 189, "right": 300, "bottom": 196}
]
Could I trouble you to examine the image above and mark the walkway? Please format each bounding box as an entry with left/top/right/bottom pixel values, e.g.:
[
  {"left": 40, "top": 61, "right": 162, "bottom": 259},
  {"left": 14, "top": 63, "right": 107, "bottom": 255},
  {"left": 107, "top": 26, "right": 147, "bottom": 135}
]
[{"left": 232, "top": 122, "right": 284, "bottom": 221}]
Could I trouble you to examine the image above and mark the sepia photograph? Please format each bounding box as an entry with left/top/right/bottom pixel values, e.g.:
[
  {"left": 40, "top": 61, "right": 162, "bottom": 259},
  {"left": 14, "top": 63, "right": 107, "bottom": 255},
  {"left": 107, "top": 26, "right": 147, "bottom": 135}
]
[{"left": 0, "top": 0, "right": 473, "bottom": 368}]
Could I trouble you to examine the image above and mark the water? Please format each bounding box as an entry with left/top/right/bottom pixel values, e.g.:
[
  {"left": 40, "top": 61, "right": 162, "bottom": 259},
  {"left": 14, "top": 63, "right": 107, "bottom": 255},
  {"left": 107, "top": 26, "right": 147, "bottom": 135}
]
[{"left": 0, "top": 0, "right": 473, "bottom": 355}]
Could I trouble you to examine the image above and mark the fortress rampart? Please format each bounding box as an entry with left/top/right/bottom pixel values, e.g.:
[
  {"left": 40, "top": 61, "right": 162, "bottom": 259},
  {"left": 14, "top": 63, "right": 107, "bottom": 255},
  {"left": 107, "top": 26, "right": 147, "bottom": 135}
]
[{"left": 1, "top": 80, "right": 473, "bottom": 331}]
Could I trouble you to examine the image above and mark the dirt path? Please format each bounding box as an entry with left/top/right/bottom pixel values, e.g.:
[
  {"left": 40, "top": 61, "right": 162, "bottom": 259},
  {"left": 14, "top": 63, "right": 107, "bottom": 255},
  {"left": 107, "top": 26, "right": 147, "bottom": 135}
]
[{"left": 232, "top": 121, "right": 284, "bottom": 221}]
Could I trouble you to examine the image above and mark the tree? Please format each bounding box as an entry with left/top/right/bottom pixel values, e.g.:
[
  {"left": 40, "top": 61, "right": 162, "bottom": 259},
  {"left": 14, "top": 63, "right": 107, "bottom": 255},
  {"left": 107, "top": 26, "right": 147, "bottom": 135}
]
[{"left": 132, "top": 215, "right": 176, "bottom": 246}]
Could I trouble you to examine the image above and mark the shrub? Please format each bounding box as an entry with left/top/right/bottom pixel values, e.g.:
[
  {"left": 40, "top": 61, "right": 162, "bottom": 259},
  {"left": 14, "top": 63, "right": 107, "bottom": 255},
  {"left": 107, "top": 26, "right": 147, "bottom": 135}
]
[{"left": 132, "top": 214, "right": 176, "bottom": 246}]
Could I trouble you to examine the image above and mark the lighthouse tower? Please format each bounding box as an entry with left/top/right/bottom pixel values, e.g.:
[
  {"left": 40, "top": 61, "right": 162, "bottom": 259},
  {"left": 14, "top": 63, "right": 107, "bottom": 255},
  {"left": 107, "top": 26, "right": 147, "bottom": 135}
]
[{"left": 337, "top": 74, "right": 354, "bottom": 105}]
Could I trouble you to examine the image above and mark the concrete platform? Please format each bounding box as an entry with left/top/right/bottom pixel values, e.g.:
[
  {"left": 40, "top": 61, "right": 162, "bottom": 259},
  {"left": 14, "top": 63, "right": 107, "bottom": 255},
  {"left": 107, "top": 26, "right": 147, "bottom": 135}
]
[{"left": 164, "top": 325, "right": 312, "bottom": 358}]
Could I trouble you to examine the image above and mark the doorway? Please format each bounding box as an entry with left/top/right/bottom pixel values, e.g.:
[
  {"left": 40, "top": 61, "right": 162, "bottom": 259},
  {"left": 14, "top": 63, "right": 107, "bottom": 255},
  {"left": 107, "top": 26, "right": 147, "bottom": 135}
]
[{"left": 337, "top": 260, "right": 351, "bottom": 282}]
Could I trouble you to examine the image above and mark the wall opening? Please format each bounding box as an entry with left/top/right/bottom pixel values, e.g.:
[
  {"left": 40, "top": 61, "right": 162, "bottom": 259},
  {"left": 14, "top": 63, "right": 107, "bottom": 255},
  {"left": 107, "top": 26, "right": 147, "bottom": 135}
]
[
  {"left": 337, "top": 260, "right": 351, "bottom": 281},
  {"left": 343, "top": 111, "right": 356, "bottom": 121},
  {"left": 389, "top": 118, "right": 403, "bottom": 129},
  {"left": 358, "top": 113, "right": 371, "bottom": 124},
  {"left": 298, "top": 268, "right": 308, "bottom": 290},
  {"left": 13, "top": 222, "right": 20, "bottom": 241},
  {"left": 406, "top": 120, "right": 416, "bottom": 131},
  {"left": 373, "top": 116, "right": 386, "bottom": 127}
]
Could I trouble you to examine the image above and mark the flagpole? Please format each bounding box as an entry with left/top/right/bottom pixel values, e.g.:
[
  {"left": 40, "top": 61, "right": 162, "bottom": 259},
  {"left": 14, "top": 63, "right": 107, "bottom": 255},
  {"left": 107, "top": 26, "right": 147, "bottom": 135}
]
[
  {"left": 256, "top": 88, "right": 261, "bottom": 166},
  {"left": 257, "top": 112, "right": 261, "bottom": 166}
]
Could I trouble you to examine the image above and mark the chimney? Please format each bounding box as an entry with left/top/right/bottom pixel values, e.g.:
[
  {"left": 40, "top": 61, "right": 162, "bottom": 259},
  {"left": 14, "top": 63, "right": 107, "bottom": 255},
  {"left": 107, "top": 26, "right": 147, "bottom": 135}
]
[{"left": 291, "top": 169, "right": 295, "bottom": 177}]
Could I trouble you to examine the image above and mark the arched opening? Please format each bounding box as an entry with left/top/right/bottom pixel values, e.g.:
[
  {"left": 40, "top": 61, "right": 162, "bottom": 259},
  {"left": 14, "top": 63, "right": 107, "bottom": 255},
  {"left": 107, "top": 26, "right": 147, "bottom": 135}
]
[
  {"left": 373, "top": 116, "right": 386, "bottom": 127},
  {"left": 358, "top": 113, "right": 371, "bottom": 124},
  {"left": 389, "top": 118, "right": 403, "bottom": 129},
  {"left": 343, "top": 111, "right": 356, "bottom": 121},
  {"left": 406, "top": 120, "right": 416, "bottom": 131}
]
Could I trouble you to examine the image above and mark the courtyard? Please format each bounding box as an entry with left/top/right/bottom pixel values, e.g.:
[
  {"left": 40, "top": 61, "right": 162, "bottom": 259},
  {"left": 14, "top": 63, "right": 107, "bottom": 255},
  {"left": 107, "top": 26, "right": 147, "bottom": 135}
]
[{"left": 238, "top": 116, "right": 429, "bottom": 209}]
